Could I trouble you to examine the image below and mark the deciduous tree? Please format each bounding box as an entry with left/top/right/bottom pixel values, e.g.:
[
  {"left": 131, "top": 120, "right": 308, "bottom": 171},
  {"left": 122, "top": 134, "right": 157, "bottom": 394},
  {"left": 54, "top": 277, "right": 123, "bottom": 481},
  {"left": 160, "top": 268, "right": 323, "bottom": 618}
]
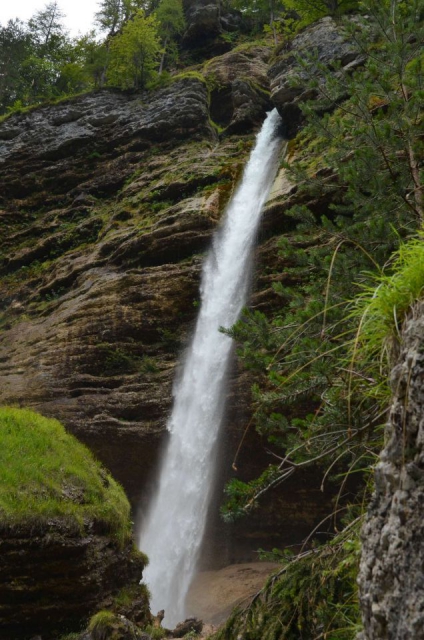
[
  {"left": 107, "top": 10, "right": 161, "bottom": 89},
  {"left": 154, "top": 0, "right": 185, "bottom": 74}
]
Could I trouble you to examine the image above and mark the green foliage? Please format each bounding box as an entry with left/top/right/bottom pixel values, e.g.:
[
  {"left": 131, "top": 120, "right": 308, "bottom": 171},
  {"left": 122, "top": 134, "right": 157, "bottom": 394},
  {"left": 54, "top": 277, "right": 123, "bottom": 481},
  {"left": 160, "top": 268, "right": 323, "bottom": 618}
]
[
  {"left": 94, "top": 344, "right": 159, "bottom": 376},
  {"left": 95, "top": 0, "right": 147, "bottom": 35},
  {"left": 144, "top": 625, "right": 167, "bottom": 639},
  {"left": 113, "top": 582, "right": 151, "bottom": 607},
  {"left": 214, "top": 523, "right": 362, "bottom": 640},
  {"left": 219, "top": 4, "right": 423, "bottom": 636},
  {"left": 0, "top": 19, "right": 33, "bottom": 112},
  {"left": 222, "top": 0, "right": 424, "bottom": 522},
  {"left": 89, "top": 610, "right": 119, "bottom": 640},
  {"left": 350, "top": 234, "right": 424, "bottom": 404},
  {"left": 284, "top": 0, "right": 358, "bottom": 25},
  {"left": 0, "top": 407, "right": 132, "bottom": 545},
  {"left": 107, "top": 10, "right": 162, "bottom": 89},
  {"left": 27, "top": 1, "right": 67, "bottom": 60},
  {"left": 0, "top": 7, "right": 105, "bottom": 113},
  {"left": 154, "top": 0, "right": 185, "bottom": 73}
]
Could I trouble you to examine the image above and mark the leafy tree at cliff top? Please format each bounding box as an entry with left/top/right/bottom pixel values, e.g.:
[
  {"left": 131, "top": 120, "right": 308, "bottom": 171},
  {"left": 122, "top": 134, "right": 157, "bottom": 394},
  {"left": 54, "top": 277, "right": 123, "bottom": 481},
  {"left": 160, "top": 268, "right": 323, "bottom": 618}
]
[
  {"left": 0, "top": 2, "right": 98, "bottom": 112},
  {"left": 0, "top": 19, "right": 33, "bottom": 112},
  {"left": 27, "top": 0, "right": 68, "bottom": 61},
  {"left": 154, "top": 0, "right": 185, "bottom": 74},
  {"left": 107, "top": 10, "right": 161, "bottom": 89},
  {"left": 284, "top": 0, "right": 358, "bottom": 23},
  {"left": 95, "top": 0, "right": 147, "bottom": 35}
]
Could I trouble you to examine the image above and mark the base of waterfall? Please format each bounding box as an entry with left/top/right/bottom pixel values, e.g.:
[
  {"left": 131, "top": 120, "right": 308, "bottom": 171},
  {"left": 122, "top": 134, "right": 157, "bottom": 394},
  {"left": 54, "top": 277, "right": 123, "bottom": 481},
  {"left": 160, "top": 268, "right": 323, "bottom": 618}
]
[{"left": 185, "top": 562, "right": 279, "bottom": 626}]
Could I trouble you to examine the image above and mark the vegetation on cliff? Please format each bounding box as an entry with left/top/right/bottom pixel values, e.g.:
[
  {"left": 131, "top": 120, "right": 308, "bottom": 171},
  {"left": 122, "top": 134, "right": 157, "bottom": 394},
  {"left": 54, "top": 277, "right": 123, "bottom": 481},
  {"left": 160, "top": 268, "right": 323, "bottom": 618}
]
[
  {"left": 223, "top": 0, "right": 423, "bottom": 520},
  {"left": 0, "top": 407, "right": 132, "bottom": 544},
  {"left": 0, "top": 0, "right": 185, "bottom": 113},
  {"left": 217, "top": 0, "right": 423, "bottom": 637},
  {"left": 0, "top": 0, "right": 422, "bottom": 636},
  {"left": 0, "top": 0, "right": 360, "bottom": 115}
]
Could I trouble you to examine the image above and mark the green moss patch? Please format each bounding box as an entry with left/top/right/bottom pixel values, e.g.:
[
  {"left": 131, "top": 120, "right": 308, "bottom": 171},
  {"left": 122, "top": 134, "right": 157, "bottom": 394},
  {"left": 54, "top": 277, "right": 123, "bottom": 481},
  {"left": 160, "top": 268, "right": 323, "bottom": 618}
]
[{"left": 0, "top": 407, "right": 132, "bottom": 544}]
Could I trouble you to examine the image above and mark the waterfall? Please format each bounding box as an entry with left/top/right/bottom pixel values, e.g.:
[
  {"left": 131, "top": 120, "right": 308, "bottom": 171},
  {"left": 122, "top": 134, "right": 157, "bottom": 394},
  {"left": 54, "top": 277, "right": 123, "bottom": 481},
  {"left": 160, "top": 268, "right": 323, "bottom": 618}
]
[{"left": 138, "top": 109, "right": 283, "bottom": 628}]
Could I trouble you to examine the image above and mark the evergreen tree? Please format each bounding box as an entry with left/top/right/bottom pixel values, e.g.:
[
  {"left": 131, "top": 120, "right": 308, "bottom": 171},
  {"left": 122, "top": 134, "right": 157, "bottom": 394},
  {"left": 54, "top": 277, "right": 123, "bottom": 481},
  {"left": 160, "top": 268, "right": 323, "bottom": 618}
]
[
  {"left": 0, "top": 19, "right": 33, "bottom": 113},
  {"left": 27, "top": 1, "right": 68, "bottom": 61}
]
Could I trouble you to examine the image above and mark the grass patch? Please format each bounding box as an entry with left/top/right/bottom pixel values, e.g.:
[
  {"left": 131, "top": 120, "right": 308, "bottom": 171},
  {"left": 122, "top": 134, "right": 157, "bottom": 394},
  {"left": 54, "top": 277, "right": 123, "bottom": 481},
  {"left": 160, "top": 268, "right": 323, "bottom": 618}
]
[
  {"left": 0, "top": 407, "right": 132, "bottom": 545},
  {"left": 214, "top": 521, "right": 361, "bottom": 640},
  {"left": 170, "top": 70, "right": 207, "bottom": 85},
  {"left": 113, "top": 583, "right": 149, "bottom": 607},
  {"left": 349, "top": 233, "right": 424, "bottom": 403},
  {"left": 144, "top": 625, "right": 167, "bottom": 639},
  {"left": 89, "top": 610, "right": 118, "bottom": 640}
]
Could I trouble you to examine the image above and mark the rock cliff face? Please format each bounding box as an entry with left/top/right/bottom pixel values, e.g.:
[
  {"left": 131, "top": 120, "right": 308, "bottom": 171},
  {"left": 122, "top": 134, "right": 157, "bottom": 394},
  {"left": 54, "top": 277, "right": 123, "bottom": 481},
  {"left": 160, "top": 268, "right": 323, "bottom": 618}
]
[
  {"left": 358, "top": 301, "right": 424, "bottom": 640},
  {"left": 0, "top": 521, "right": 146, "bottom": 640},
  {"left": 0, "top": 19, "right": 354, "bottom": 570}
]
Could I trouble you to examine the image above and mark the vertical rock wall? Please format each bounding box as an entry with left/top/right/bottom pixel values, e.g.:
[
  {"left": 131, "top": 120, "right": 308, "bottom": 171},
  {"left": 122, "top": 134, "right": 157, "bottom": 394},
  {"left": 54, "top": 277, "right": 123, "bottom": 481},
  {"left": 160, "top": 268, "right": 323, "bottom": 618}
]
[{"left": 358, "top": 301, "right": 424, "bottom": 639}]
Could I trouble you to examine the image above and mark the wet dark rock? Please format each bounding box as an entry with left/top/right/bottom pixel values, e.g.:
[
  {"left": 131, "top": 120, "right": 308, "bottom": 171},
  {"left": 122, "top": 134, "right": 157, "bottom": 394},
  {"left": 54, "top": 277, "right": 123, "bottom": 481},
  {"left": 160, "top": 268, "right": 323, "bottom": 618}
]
[
  {"left": 0, "top": 79, "right": 214, "bottom": 208},
  {"left": 0, "top": 521, "right": 146, "bottom": 640},
  {"left": 182, "top": 0, "right": 222, "bottom": 45},
  {"left": 172, "top": 617, "right": 203, "bottom": 637}
]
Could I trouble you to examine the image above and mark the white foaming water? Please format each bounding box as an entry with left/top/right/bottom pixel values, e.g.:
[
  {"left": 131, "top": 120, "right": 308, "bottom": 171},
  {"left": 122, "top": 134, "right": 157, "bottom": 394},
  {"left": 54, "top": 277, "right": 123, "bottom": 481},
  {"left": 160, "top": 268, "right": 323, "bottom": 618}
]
[{"left": 138, "top": 109, "right": 283, "bottom": 627}]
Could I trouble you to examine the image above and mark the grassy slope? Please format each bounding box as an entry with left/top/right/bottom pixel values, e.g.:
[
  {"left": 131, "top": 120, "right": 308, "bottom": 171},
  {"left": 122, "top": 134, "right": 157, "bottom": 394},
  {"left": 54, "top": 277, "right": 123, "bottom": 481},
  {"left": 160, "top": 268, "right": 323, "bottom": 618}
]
[{"left": 0, "top": 407, "right": 132, "bottom": 544}]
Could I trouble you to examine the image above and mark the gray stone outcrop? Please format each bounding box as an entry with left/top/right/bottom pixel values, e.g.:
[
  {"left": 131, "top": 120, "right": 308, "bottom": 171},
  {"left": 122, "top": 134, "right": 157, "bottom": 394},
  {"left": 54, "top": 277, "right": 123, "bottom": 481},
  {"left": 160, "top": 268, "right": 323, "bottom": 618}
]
[
  {"left": 268, "top": 16, "right": 364, "bottom": 135},
  {"left": 358, "top": 301, "right": 424, "bottom": 639}
]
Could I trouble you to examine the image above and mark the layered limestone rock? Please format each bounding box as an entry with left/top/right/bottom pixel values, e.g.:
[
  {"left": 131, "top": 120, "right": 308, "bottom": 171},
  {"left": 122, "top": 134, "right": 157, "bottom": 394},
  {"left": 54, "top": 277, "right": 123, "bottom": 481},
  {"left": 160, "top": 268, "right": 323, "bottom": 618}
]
[
  {"left": 0, "top": 53, "right": 336, "bottom": 565},
  {"left": 0, "top": 521, "right": 146, "bottom": 640},
  {"left": 0, "top": 76, "right": 261, "bottom": 511},
  {"left": 0, "top": 78, "right": 214, "bottom": 210},
  {"left": 268, "top": 16, "right": 363, "bottom": 136},
  {"left": 358, "top": 301, "right": 424, "bottom": 640}
]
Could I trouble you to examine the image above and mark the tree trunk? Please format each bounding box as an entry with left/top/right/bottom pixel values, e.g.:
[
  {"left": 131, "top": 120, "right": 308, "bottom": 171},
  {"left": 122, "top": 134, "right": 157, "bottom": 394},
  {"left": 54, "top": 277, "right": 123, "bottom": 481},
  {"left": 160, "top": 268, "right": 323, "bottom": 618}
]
[{"left": 159, "top": 37, "right": 168, "bottom": 75}]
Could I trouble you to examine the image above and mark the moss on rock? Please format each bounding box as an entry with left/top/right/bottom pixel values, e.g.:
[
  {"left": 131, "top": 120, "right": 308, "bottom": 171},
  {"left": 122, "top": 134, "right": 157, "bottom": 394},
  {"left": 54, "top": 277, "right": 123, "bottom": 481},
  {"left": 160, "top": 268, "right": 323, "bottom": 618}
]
[
  {"left": 0, "top": 407, "right": 132, "bottom": 545},
  {"left": 0, "top": 407, "right": 148, "bottom": 639}
]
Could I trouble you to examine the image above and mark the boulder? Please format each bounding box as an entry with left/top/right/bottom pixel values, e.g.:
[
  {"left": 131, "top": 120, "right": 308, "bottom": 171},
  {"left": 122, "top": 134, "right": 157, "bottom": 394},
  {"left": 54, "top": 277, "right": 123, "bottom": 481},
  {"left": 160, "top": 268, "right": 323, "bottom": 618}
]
[
  {"left": 172, "top": 617, "right": 203, "bottom": 637},
  {"left": 203, "top": 45, "right": 272, "bottom": 133},
  {"left": 182, "top": 0, "right": 222, "bottom": 45}
]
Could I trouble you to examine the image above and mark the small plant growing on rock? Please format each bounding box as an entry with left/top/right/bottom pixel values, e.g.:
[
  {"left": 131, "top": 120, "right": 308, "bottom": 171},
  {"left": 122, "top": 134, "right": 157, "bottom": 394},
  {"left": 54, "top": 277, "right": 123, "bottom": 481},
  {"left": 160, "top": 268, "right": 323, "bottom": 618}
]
[
  {"left": 144, "top": 625, "right": 167, "bottom": 639},
  {"left": 89, "top": 610, "right": 118, "bottom": 640}
]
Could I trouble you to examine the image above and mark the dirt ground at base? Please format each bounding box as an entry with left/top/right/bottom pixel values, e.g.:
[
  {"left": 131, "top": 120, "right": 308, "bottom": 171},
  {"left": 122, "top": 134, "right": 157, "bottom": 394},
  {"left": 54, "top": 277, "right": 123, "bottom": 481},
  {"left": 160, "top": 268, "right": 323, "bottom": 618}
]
[{"left": 185, "top": 562, "right": 279, "bottom": 628}]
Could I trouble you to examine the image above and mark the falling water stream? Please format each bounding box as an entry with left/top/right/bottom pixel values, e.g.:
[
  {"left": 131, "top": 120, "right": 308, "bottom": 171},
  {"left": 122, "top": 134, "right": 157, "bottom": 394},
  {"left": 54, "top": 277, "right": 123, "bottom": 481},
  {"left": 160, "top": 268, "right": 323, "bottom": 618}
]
[{"left": 138, "top": 109, "right": 283, "bottom": 627}]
